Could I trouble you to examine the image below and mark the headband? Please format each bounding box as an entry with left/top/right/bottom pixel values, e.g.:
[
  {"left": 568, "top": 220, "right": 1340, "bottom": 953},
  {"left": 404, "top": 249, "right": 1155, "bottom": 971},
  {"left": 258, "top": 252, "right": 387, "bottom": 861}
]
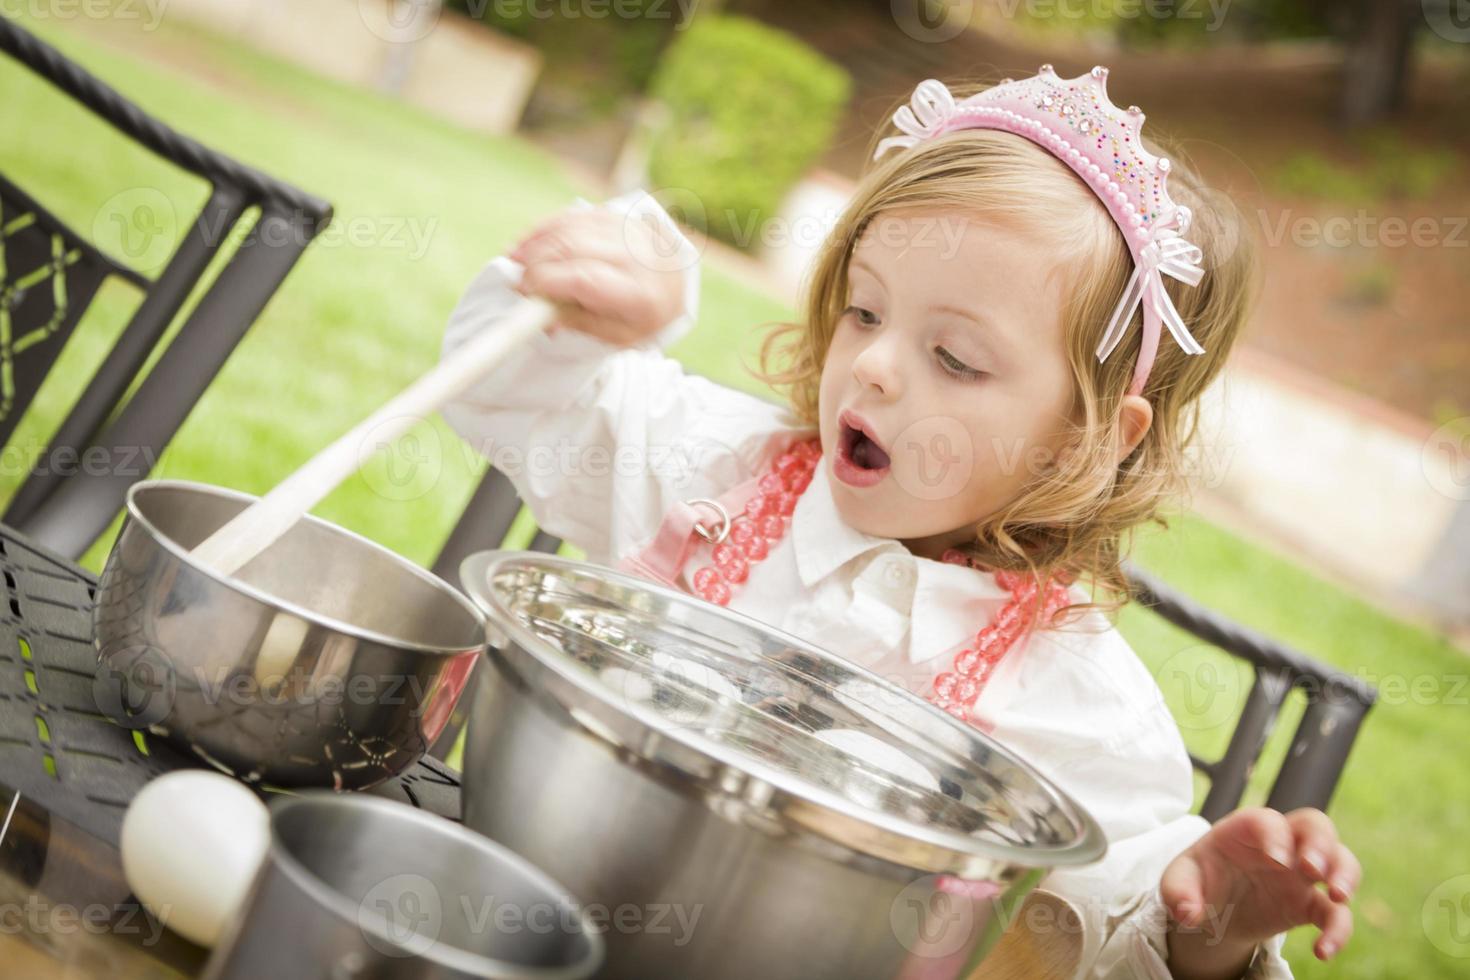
[{"left": 873, "top": 65, "right": 1206, "bottom": 397}]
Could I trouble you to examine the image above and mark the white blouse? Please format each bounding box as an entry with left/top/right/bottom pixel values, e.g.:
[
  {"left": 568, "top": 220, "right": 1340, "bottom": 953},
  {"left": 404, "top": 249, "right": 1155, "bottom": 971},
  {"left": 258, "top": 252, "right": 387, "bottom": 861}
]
[{"left": 439, "top": 190, "right": 1291, "bottom": 980}]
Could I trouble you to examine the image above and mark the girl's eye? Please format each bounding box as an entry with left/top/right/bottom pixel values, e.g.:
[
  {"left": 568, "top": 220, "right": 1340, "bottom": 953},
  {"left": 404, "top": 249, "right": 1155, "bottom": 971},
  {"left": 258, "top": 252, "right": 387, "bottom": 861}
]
[
  {"left": 936, "top": 347, "right": 984, "bottom": 380},
  {"left": 843, "top": 305, "right": 880, "bottom": 328}
]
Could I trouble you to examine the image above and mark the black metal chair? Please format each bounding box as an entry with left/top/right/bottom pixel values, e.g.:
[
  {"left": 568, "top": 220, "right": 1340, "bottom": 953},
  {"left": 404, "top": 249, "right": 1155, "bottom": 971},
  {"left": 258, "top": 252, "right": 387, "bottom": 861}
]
[
  {"left": 429, "top": 467, "right": 564, "bottom": 584},
  {"left": 432, "top": 470, "right": 1379, "bottom": 818},
  {"left": 426, "top": 467, "right": 563, "bottom": 756},
  {"left": 0, "top": 17, "right": 332, "bottom": 559},
  {"left": 1124, "top": 563, "right": 1377, "bottom": 820}
]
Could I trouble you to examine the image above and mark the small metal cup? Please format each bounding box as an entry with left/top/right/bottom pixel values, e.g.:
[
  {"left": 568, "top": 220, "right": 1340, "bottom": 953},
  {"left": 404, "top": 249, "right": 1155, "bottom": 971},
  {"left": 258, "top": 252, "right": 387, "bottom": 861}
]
[{"left": 203, "top": 793, "right": 603, "bottom": 980}]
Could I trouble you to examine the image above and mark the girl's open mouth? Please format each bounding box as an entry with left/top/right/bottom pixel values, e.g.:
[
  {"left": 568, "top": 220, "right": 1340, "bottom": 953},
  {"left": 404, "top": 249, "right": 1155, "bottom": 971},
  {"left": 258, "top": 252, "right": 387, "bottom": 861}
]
[{"left": 834, "top": 411, "right": 891, "bottom": 488}]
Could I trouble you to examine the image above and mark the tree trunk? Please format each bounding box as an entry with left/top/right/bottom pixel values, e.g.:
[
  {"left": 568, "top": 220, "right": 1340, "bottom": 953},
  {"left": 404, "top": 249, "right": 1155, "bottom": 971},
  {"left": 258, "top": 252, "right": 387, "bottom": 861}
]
[
  {"left": 1339, "top": 0, "right": 1418, "bottom": 125},
  {"left": 378, "top": 0, "right": 444, "bottom": 95}
]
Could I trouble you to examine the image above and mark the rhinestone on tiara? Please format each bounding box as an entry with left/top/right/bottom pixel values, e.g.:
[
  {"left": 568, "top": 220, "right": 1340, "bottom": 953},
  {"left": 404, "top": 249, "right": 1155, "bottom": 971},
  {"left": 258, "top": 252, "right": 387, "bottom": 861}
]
[{"left": 873, "top": 67, "right": 1209, "bottom": 397}]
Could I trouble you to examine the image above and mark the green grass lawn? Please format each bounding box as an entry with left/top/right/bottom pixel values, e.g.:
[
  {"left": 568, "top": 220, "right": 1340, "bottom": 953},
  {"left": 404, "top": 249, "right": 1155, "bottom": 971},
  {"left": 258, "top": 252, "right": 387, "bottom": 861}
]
[{"left": 3, "top": 13, "right": 1468, "bottom": 978}]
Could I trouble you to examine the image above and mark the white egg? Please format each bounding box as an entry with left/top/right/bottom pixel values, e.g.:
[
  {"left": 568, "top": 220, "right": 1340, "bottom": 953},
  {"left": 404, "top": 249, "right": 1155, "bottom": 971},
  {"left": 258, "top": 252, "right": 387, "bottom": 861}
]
[{"left": 120, "top": 770, "right": 271, "bottom": 947}]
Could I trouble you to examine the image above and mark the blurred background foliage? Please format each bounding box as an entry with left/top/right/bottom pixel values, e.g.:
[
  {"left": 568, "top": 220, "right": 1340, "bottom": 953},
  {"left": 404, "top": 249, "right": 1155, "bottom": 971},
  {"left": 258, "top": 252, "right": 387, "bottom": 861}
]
[
  {"left": 645, "top": 15, "right": 849, "bottom": 248},
  {"left": 1, "top": 4, "right": 1468, "bottom": 975}
]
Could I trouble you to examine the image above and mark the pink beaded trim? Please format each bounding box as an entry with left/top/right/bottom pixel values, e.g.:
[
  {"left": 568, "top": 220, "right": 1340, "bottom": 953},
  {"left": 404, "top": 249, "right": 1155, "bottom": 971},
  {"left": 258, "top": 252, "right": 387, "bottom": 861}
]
[
  {"left": 927, "top": 552, "right": 1074, "bottom": 721},
  {"left": 685, "top": 436, "right": 1075, "bottom": 720},
  {"left": 691, "top": 437, "right": 820, "bottom": 606}
]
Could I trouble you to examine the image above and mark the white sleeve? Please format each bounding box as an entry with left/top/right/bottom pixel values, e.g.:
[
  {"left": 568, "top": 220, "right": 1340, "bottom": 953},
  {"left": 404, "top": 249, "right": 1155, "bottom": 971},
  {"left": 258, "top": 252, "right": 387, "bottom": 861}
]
[
  {"left": 1107, "top": 891, "right": 1293, "bottom": 980},
  {"left": 437, "top": 190, "right": 802, "bottom": 564},
  {"left": 982, "top": 622, "right": 1294, "bottom": 979}
]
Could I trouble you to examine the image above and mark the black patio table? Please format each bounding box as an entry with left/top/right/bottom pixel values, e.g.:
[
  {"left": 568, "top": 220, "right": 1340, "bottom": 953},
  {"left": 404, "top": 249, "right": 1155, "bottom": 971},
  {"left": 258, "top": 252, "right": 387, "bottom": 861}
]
[{"left": 0, "top": 522, "right": 464, "bottom": 976}]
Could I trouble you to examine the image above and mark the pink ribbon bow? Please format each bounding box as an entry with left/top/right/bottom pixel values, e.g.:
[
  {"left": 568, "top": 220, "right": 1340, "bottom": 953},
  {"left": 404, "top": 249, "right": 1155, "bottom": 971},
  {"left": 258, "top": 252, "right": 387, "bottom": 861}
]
[
  {"left": 874, "top": 79, "right": 958, "bottom": 159},
  {"left": 1095, "top": 228, "right": 1207, "bottom": 395}
]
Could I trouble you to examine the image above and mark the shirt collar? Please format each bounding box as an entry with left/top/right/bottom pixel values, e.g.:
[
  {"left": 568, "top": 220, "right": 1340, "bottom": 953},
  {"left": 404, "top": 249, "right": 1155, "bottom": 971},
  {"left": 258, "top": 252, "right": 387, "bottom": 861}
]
[
  {"left": 792, "top": 462, "right": 892, "bottom": 586},
  {"left": 791, "top": 461, "right": 1011, "bottom": 664}
]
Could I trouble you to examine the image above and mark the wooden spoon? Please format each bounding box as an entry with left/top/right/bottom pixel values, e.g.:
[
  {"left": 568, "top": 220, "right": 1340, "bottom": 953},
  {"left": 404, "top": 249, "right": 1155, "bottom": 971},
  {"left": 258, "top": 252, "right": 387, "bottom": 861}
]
[{"left": 189, "top": 296, "right": 557, "bottom": 578}]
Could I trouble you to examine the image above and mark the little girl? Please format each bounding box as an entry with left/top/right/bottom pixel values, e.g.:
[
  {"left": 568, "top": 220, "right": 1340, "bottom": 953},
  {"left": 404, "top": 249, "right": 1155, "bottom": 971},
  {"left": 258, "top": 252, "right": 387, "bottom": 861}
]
[{"left": 439, "top": 66, "right": 1359, "bottom": 979}]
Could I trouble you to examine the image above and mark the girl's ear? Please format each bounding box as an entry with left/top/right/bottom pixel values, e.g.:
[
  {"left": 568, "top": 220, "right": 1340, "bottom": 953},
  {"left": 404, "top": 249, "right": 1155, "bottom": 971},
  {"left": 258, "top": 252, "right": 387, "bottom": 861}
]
[{"left": 1115, "top": 394, "right": 1154, "bottom": 464}]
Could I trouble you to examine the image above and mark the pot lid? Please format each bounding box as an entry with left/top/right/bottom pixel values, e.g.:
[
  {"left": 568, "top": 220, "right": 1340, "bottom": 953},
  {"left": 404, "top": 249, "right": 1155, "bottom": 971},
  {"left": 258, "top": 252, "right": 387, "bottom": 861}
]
[{"left": 461, "top": 551, "right": 1106, "bottom": 878}]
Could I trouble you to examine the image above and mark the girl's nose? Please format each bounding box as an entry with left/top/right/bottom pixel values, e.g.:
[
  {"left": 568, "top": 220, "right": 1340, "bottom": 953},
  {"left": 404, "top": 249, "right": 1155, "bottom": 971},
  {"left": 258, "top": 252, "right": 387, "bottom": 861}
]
[{"left": 851, "top": 335, "right": 903, "bottom": 398}]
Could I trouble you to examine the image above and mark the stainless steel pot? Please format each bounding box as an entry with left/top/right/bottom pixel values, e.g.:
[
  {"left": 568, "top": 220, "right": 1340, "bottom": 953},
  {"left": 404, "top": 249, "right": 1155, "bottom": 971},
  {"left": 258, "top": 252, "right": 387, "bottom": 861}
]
[
  {"left": 203, "top": 793, "right": 603, "bottom": 979},
  {"left": 458, "top": 551, "right": 1106, "bottom": 980},
  {"left": 92, "top": 480, "right": 484, "bottom": 790}
]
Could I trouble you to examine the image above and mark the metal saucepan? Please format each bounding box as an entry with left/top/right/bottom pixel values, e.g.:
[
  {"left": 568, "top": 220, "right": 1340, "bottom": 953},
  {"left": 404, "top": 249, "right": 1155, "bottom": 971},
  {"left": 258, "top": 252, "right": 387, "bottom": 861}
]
[
  {"left": 203, "top": 792, "right": 603, "bottom": 979},
  {"left": 458, "top": 551, "right": 1107, "bottom": 980},
  {"left": 92, "top": 480, "right": 484, "bottom": 790}
]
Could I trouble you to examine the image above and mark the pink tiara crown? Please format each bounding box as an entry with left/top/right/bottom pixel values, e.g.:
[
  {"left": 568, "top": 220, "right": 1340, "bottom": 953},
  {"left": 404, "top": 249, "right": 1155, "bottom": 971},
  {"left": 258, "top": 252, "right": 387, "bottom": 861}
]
[{"left": 874, "top": 65, "right": 1207, "bottom": 397}]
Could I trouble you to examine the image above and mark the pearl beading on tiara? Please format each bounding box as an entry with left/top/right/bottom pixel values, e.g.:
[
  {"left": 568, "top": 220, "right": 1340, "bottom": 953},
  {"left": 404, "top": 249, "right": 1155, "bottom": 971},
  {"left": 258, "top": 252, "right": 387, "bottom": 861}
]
[{"left": 874, "top": 65, "right": 1209, "bottom": 396}]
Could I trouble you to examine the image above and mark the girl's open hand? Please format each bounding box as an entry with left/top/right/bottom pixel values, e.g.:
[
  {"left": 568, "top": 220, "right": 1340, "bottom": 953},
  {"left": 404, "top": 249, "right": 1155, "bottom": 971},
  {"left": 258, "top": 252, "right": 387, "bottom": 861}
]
[
  {"left": 508, "top": 204, "right": 688, "bottom": 347},
  {"left": 1161, "top": 807, "right": 1359, "bottom": 979}
]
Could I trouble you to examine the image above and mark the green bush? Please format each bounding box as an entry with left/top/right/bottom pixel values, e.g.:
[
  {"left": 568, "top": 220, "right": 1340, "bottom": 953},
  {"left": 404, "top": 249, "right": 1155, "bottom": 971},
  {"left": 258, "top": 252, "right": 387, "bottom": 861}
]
[
  {"left": 1271, "top": 152, "right": 1377, "bottom": 203},
  {"left": 1270, "top": 134, "right": 1460, "bottom": 203},
  {"left": 646, "top": 15, "right": 850, "bottom": 250},
  {"left": 1360, "top": 131, "right": 1459, "bottom": 200}
]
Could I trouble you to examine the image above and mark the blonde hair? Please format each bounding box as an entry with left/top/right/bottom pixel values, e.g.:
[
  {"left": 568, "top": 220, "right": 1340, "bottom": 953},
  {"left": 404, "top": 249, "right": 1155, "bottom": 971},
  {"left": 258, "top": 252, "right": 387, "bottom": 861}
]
[{"left": 756, "top": 81, "right": 1258, "bottom": 628}]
